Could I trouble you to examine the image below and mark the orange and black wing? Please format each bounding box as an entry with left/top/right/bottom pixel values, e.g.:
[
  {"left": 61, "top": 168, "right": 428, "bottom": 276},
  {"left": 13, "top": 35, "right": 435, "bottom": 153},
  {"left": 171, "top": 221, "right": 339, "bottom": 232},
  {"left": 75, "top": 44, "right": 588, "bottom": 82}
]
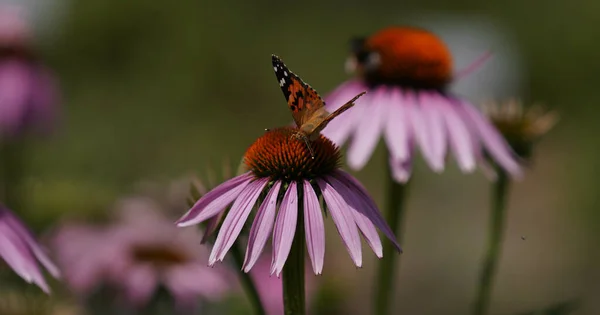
[{"left": 272, "top": 55, "right": 325, "bottom": 128}]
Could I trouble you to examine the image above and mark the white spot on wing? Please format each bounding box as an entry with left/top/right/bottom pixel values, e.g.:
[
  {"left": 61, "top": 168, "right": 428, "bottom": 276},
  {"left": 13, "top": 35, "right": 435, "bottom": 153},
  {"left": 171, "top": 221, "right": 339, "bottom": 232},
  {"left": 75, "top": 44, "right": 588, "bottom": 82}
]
[
  {"left": 279, "top": 78, "right": 286, "bottom": 86},
  {"left": 273, "top": 66, "right": 277, "bottom": 72},
  {"left": 284, "top": 71, "right": 288, "bottom": 76}
]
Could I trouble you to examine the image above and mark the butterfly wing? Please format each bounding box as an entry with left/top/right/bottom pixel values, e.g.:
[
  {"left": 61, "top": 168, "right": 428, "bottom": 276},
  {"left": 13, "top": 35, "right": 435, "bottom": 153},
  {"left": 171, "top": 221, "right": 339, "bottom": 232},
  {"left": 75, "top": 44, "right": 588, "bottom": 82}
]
[
  {"left": 308, "top": 91, "right": 366, "bottom": 139},
  {"left": 272, "top": 55, "right": 326, "bottom": 128}
]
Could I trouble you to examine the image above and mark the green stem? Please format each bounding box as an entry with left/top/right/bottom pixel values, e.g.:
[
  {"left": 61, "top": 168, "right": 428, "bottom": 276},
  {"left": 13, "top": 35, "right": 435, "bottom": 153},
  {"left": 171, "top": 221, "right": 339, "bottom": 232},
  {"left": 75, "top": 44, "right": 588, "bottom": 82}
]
[
  {"left": 283, "top": 201, "right": 305, "bottom": 315},
  {"left": 374, "top": 159, "right": 409, "bottom": 315},
  {"left": 472, "top": 168, "right": 510, "bottom": 315},
  {"left": 0, "top": 141, "right": 24, "bottom": 211},
  {"left": 230, "top": 242, "right": 266, "bottom": 315}
]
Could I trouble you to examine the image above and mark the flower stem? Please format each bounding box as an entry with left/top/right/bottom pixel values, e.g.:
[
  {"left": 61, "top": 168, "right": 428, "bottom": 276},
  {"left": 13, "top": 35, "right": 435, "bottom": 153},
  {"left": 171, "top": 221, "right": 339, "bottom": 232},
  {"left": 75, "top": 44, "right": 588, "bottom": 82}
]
[
  {"left": 230, "top": 242, "right": 266, "bottom": 315},
  {"left": 374, "top": 160, "right": 408, "bottom": 315},
  {"left": 282, "top": 201, "right": 305, "bottom": 315},
  {"left": 472, "top": 168, "right": 510, "bottom": 315}
]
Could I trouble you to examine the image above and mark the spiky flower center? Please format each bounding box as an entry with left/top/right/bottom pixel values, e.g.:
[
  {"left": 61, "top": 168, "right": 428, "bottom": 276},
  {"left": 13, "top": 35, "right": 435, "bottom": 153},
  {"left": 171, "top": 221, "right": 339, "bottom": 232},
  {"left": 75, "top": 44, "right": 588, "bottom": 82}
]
[
  {"left": 243, "top": 127, "right": 341, "bottom": 181},
  {"left": 352, "top": 26, "right": 453, "bottom": 90},
  {"left": 132, "top": 244, "right": 188, "bottom": 267}
]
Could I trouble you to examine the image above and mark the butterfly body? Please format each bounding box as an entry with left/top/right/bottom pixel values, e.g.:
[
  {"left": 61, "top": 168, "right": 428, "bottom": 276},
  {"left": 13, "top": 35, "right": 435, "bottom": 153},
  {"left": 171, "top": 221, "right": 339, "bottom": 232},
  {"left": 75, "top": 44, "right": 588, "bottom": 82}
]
[{"left": 271, "top": 55, "right": 366, "bottom": 148}]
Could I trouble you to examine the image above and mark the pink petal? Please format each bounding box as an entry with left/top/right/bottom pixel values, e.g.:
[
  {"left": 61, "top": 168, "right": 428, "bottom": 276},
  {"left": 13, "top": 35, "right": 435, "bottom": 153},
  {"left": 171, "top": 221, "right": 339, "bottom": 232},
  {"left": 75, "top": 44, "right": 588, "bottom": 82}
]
[
  {"left": 0, "top": 60, "right": 30, "bottom": 134},
  {"left": 209, "top": 178, "right": 268, "bottom": 265},
  {"left": 333, "top": 170, "right": 402, "bottom": 253},
  {"left": 271, "top": 182, "right": 299, "bottom": 276},
  {"left": 322, "top": 80, "right": 368, "bottom": 145},
  {"left": 177, "top": 173, "right": 253, "bottom": 227},
  {"left": 347, "top": 86, "right": 388, "bottom": 170},
  {"left": 405, "top": 90, "right": 434, "bottom": 169},
  {"left": 243, "top": 181, "right": 282, "bottom": 272},
  {"left": 303, "top": 180, "right": 325, "bottom": 274},
  {"left": 420, "top": 92, "right": 447, "bottom": 171},
  {"left": 326, "top": 176, "right": 382, "bottom": 258},
  {"left": 383, "top": 88, "right": 410, "bottom": 161},
  {"left": 200, "top": 210, "right": 225, "bottom": 244},
  {"left": 164, "top": 264, "right": 229, "bottom": 302},
  {"left": 124, "top": 264, "right": 157, "bottom": 306},
  {"left": 458, "top": 101, "right": 523, "bottom": 178},
  {"left": 389, "top": 157, "right": 413, "bottom": 183},
  {"left": 437, "top": 97, "right": 476, "bottom": 171},
  {"left": 317, "top": 179, "right": 362, "bottom": 267}
]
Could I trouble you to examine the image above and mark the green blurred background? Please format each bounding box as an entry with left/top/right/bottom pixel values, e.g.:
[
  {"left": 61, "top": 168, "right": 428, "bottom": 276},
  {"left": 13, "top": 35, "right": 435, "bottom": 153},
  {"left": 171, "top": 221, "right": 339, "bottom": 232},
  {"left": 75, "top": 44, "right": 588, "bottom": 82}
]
[{"left": 9, "top": 0, "right": 600, "bottom": 314}]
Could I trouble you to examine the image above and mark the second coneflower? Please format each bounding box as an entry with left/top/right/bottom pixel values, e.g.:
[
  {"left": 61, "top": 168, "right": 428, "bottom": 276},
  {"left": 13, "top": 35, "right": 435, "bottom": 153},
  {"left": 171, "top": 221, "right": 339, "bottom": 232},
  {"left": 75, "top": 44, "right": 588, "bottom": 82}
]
[{"left": 324, "top": 26, "right": 522, "bottom": 182}]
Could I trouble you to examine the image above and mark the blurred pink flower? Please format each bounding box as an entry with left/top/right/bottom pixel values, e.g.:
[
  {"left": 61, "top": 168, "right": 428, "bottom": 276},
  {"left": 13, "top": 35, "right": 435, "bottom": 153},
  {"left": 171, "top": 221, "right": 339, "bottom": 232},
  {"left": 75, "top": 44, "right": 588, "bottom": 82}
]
[
  {"left": 324, "top": 26, "right": 522, "bottom": 182},
  {"left": 0, "top": 6, "right": 59, "bottom": 139},
  {"left": 0, "top": 205, "right": 59, "bottom": 293},
  {"left": 249, "top": 252, "right": 316, "bottom": 315},
  {"left": 177, "top": 127, "right": 401, "bottom": 275},
  {"left": 52, "top": 197, "right": 230, "bottom": 308}
]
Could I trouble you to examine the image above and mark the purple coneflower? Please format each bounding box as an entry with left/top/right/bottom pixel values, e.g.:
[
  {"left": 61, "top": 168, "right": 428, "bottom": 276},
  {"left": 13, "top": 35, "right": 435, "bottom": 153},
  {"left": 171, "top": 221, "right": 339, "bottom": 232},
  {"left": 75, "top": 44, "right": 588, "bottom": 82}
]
[
  {"left": 177, "top": 127, "right": 401, "bottom": 275},
  {"left": 0, "top": 6, "right": 59, "bottom": 138},
  {"left": 52, "top": 199, "right": 229, "bottom": 309},
  {"left": 0, "top": 205, "right": 59, "bottom": 293},
  {"left": 323, "top": 26, "right": 522, "bottom": 182}
]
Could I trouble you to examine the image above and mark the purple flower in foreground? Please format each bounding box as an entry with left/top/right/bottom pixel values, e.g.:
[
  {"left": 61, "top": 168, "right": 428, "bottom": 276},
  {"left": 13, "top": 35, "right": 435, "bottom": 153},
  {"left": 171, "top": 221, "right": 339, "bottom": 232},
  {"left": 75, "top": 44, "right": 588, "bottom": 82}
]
[
  {"left": 323, "top": 26, "right": 522, "bottom": 182},
  {"left": 0, "top": 205, "right": 59, "bottom": 293},
  {"left": 177, "top": 127, "right": 401, "bottom": 275},
  {"left": 0, "top": 6, "right": 59, "bottom": 138},
  {"left": 52, "top": 199, "right": 229, "bottom": 308}
]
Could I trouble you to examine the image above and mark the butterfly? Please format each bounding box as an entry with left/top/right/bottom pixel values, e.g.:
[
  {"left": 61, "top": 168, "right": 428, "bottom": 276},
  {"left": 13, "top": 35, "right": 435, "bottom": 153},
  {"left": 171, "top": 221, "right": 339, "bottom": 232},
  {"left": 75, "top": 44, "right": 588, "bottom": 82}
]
[{"left": 271, "top": 55, "right": 366, "bottom": 158}]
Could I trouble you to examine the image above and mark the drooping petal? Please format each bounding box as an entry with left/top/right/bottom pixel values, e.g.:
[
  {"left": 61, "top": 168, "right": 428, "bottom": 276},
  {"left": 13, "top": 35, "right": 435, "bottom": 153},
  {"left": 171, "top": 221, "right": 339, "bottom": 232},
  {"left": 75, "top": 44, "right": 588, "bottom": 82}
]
[
  {"left": 347, "top": 86, "right": 388, "bottom": 170},
  {"left": 317, "top": 179, "right": 362, "bottom": 267},
  {"left": 177, "top": 173, "right": 253, "bottom": 227},
  {"left": 243, "top": 181, "right": 282, "bottom": 272},
  {"left": 326, "top": 176, "right": 382, "bottom": 258},
  {"left": 437, "top": 97, "right": 476, "bottom": 171},
  {"left": 165, "top": 264, "right": 229, "bottom": 302},
  {"left": 200, "top": 211, "right": 225, "bottom": 244},
  {"left": 271, "top": 181, "right": 299, "bottom": 276},
  {"left": 323, "top": 80, "right": 368, "bottom": 145},
  {"left": 457, "top": 101, "right": 523, "bottom": 178},
  {"left": 384, "top": 88, "right": 410, "bottom": 161},
  {"left": 389, "top": 157, "right": 413, "bottom": 184},
  {"left": 303, "top": 180, "right": 325, "bottom": 274},
  {"left": 405, "top": 90, "right": 434, "bottom": 169},
  {"left": 333, "top": 170, "right": 402, "bottom": 253},
  {"left": 5, "top": 213, "right": 60, "bottom": 278},
  {"left": 209, "top": 178, "right": 268, "bottom": 265},
  {"left": 420, "top": 92, "right": 447, "bottom": 171}
]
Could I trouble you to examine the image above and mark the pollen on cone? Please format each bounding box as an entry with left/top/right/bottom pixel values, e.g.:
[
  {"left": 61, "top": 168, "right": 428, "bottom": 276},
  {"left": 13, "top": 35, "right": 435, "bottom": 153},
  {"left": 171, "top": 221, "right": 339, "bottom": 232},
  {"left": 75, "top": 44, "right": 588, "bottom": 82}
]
[{"left": 243, "top": 127, "right": 341, "bottom": 181}]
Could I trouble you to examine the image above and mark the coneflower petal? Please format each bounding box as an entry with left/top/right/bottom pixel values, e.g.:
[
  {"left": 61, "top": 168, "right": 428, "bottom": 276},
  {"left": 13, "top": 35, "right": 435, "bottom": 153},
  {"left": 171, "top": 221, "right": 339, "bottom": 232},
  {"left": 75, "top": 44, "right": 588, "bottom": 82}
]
[
  {"left": 389, "top": 157, "right": 413, "bottom": 184},
  {"left": 323, "top": 80, "right": 368, "bottom": 145},
  {"left": 209, "top": 178, "right": 268, "bottom": 265},
  {"left": 408, "top": 91, "right": 438, "bottom": 172},
  {"left": 326, "top": 175, "right": 382, "bottom": 258},
  {"left": 347, "top": 86, "right": 388, "bottom": 170},
  {"left": 271, "top": 181, "right": 299, "bottom": 276},
  {"left": 334, "top": 170, "right": 402, "bottom": 253},
  {"left": 421, "top": 92, "right": 447, "bottom": 170},
  {"left": 458, "top": 101, "right": 522, "bottom": 178},
  {"left": 384, "top": 88, "right": 410, "bottom": 161},
  {"left": 303, "top": 180, "right": 325, "bottom": 274},
  {"left": 317, "top": 179, "right": 362, "bottom": 267},
  {"left": 243, "top": 181, "right": 282, "bottom": 272},
  {"left": 177, "top": 173, "right": 253, "bottom": 227},
  {"left": 438, "top": 98, "right": 476, "bottom": 171}
]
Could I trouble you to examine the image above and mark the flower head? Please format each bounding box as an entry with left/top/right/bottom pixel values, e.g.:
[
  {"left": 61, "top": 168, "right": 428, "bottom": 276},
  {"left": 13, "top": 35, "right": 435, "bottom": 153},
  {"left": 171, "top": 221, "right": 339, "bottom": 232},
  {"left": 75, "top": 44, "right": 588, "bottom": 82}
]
[
  {"left": 51, "top": 197, "right": 230, "bottom": 308},
  {"left": 0, "top": 6, "right": 59, "bottom": 139},
  {"left": 325, "top": 26, "right": 522, "bottom": 182},
  {"left": 482, "top": 99, "right": 558, "bottom": 160},
  {"left": 177, "top": 127, "right": 401, "bottom": 276},
  {"left": 0, "top": 205, "right": 59, "bottom": 293}
]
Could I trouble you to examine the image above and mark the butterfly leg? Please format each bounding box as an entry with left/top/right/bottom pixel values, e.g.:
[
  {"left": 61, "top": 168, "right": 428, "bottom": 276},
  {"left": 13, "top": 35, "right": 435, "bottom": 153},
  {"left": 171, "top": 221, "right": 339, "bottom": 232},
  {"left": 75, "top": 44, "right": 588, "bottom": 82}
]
[{"left": 290, "top": 132, "right": 315, "bottom": 159}]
